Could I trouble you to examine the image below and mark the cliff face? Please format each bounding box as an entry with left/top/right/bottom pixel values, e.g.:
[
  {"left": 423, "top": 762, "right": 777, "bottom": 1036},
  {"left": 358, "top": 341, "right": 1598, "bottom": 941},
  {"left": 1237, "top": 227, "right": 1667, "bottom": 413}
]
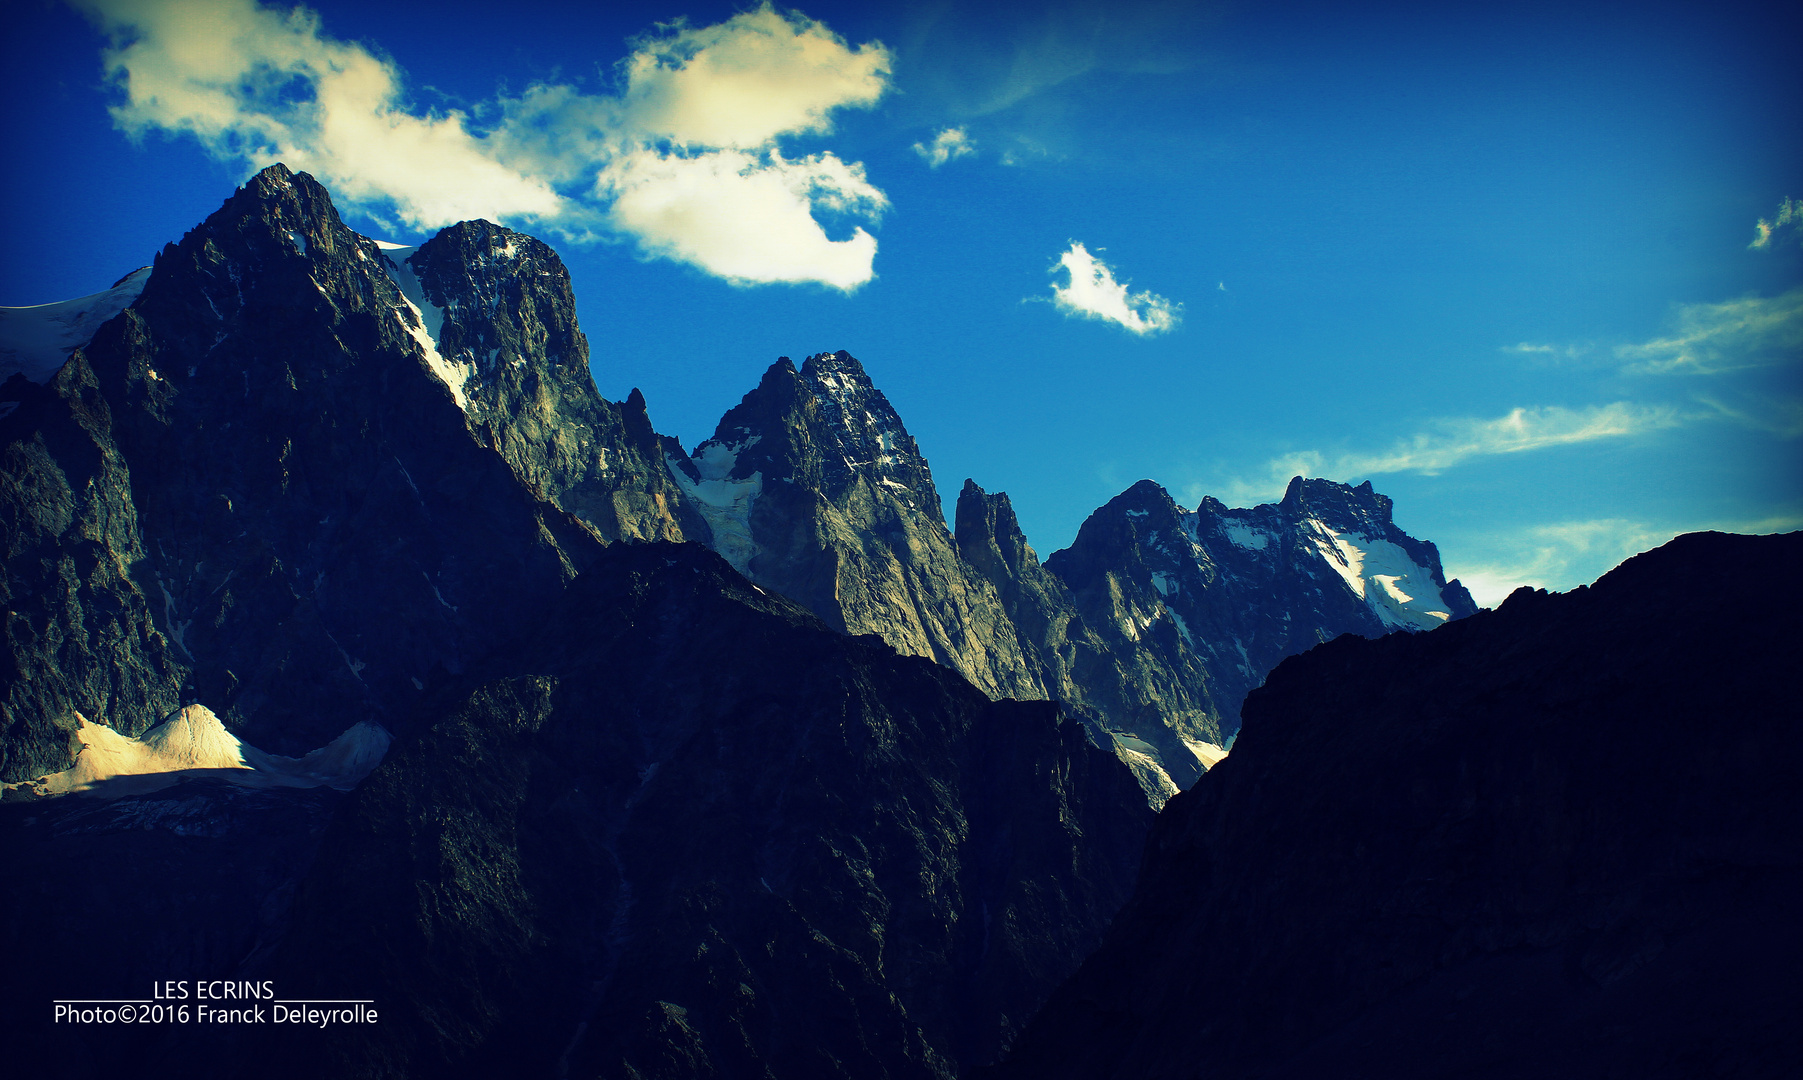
[
  {"left": 1045, "top": 475, "right": 1478, "bottom": 742},
  {"left": 955, "top": 480, "right": 1224, "bottom": 795},
  {"left": 994, "top": 530, "right": 1803, "bottom": 1080},
  {"left": 403, "top": 220, "right": 704, "bottom": 544},
  {"left": 671, "top": 352, "right": 1046, "bottom": 703}
]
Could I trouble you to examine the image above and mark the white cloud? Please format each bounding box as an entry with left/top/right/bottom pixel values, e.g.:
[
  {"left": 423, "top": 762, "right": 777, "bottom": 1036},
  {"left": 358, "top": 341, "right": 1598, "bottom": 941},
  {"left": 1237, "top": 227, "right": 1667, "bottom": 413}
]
[
  {"left": 77, "top": 0, "right": 562, "bottom": 230},
  {"left": 616, "top": 7, "right": 890, "bottom": 150},
  {"left": 1750, "top": 196, "right": 1801, "bottom": 249},
  {"left": 599, "top": 149, "right": 884, "bottom": 290},
  {"left": 75, "top": 0, "right": 894, "bottom": 290},
  {"left": 1613, "top": 287, "right": 1803, "bottom": 375},
  {"left": 913, "top": 127, "right": 975, "bottom": 168},
  {"left": 1046, "top": 242, "right": 1179, "bottom": 336}
]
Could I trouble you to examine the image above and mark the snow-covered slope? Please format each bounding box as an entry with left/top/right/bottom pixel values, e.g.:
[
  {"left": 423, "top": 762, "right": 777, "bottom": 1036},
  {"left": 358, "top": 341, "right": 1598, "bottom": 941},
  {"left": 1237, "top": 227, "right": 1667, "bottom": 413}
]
[
  {"left": 1, "top": 705, "right": 389, "bottom": 798},
  {"left": 0, "top": 267, "right": 151, "bottom": 384}
]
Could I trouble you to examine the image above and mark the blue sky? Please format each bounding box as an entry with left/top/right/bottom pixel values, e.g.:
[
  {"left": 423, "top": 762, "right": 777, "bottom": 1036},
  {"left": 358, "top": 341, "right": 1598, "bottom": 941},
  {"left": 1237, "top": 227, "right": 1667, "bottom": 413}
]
[{"left": 4, "top": 0, "right": 1799, "bottom": 604}]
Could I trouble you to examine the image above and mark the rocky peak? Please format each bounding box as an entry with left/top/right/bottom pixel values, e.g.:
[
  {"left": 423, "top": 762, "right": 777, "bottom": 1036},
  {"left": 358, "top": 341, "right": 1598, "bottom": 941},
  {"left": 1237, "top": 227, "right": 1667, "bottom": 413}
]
[
  {"left": 955, "top": 479, "right": 1039, "bottom": 581},
  {"left": 1045, "top": 480, "right": 1209, "bottom": 593},
  {"left": 408, "top": 219, "right": 582, "bottom": 390},
  {"left": 132, "top": 164, "right": 409, "bottom": 383},
  {"left": 1275, "top": 474, "right": 1405, "bottom": 540},
  {"left": 700, "top": 350, "right": 940, "bottom": 525}
]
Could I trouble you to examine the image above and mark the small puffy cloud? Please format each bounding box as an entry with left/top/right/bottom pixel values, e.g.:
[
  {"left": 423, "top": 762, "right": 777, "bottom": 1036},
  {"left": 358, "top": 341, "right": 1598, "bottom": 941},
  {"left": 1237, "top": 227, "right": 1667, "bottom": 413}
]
[
  {"left": 913, "top": 127, "right": 975, "bottom": 168},
  {"left": 74, "top": 0, "right": 892, "bottom": 290},
  {"left": 76, "top": 0, "right": 562, "bottom": 230},
  {"left": 1046, "top": 242, "right": 1179, "bottom": 336},
  {"left": 600, "top": 149, "right": 885, "bottom": 290},
  {"left": 1750, "top": 197, "right": 1801, "bottom": 249},
  {"left": 1613, "top": 287, "right": 1803, "bottom": 375}
]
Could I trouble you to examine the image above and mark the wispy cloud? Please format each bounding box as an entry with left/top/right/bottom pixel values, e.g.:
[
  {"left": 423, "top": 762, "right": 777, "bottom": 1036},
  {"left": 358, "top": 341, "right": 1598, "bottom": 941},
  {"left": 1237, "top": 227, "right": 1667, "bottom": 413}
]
[
  {"left": 912, "top": 127, "right": 975, "bottom": 168},
  {"left": 75, "top": 0, "right": 893, "bottom": 290},
  {"left": 1501, "top": 341, "right": 1591, "bottom": 362},
  {"left": 1693, "top": 395, "right": 1803, "bottom": 439},
  {"left": 1750, "top": 196, "right": 1801, "bottom": 249},
  {"left": 1043, "top": 242, "right": 1179, "bottom": 336},
  {"left": 1613, "top": 287, "right": 1803, "bottom": 375},
  {"left": 1201, "top": 402, "right": 1685, "bottom": 505}
]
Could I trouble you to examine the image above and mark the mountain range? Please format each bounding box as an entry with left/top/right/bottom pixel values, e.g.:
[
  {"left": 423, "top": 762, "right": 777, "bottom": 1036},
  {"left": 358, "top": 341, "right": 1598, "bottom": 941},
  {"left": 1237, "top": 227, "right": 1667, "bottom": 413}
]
[
  {"left": 0, "top": 164, "right": 1474, "bottom": 805},
  {"left": 5, "top": 166, "right": 1783, "bottom": 1079}
]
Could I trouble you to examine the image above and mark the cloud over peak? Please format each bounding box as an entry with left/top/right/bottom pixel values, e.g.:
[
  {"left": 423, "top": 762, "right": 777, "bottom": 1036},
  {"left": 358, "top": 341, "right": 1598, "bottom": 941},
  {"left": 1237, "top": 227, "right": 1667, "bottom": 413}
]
[
  {"left": 1046, "top": 242, "right": 1179, "bottom": 335},
  {"left": 76, "top": 0, "right": 893, "bottom": 290}
]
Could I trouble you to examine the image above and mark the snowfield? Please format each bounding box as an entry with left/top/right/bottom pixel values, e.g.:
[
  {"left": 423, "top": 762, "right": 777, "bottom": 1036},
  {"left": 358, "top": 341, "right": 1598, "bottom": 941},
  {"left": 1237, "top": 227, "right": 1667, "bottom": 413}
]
[
  {"left": 1, "top": 267, "right": 152, "bottom": 383},
  {"left": 2, "top": 705, "right": 390, "bottom": 799}
]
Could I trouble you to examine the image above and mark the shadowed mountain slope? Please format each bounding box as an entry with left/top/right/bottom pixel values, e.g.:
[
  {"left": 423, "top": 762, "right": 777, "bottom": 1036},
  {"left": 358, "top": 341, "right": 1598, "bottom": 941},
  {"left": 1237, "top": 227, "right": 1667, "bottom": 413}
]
[{"left": 994, "top": 530, "right": 1803, "bottom": 1080}]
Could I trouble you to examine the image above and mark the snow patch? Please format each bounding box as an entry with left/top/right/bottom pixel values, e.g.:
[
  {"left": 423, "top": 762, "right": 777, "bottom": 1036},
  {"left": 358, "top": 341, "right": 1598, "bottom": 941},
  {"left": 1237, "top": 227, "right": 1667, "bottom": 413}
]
[
  {"left": 1109, "top": 733, "right": 1180, "bottom": 808},
  {"left": 288, "top": 231, "right": 309, "bottom": 257},
  {"left": 693, "top": 434, "right": 760, "bottom": 481},
  {"left": 1178, "top": 735, "right": 1230, "bottom": 771},
  {"left": 377, "top": 243, "right": 474, "bottom": 411},
  {"left": 1224, "top": 523, "right": 1271, "bottom": 551},
  {"left": 1167, "top": 605, "right": 1196, "bottom": 646},
  {"left": 3, "top": 706, "right": 390, "bottom": 799},
  {"left": 666, "top": 454, "right": 761, "bottom": 575},
  {"left": 1304, "top": 519, "right": 1452, "bottom": 631},
  {"left": 0, "top": 267, "right": 152, "bottom": 383}
]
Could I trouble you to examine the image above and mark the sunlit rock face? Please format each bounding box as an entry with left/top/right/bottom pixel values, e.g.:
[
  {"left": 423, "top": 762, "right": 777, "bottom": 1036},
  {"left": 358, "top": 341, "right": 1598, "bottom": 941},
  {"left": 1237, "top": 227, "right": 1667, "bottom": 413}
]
[
  {"left": 672, "top": 351, "right": 1047, "bottom": 702},
  {"left": 403, "top": 219, "right": 705, "bottom": 545},
  {"left": 994, "top": 531, "right": 1802, "bottom": 1080}
]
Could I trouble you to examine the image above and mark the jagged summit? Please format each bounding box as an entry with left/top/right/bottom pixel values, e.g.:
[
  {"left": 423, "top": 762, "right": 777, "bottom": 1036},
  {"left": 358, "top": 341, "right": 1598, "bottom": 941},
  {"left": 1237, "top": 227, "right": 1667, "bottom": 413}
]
[
  {"left": 1043, "top": 474, "right": 1479, "bottom": 741},
  {"left": 692, "top": 349, "right": 938, "bottom": 520}
]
